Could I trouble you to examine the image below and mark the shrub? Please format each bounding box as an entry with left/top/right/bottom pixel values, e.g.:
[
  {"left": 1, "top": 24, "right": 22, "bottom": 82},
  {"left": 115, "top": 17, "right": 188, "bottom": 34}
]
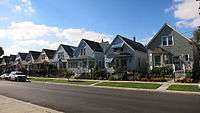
[
  {"left": 150, "top": 65, "right": 173, "bottom": 76},
  {"left": 185, "top": 70, "right": 192, "bottom": 78},
  {"left": 108, "top": 74, "right": 123, "bottom": 80},
  {"left": 79, "top": 73, "right": 91, "bottom": 79},
  {"left": 150, "top": 67, "right": 161, "bottom": 75},
  {"left": 62, "top": 69, "right": 74, "bottom": 81},
  {"left": 91, "top": 66, "right": 107, "bottom": 80},
  {"left": 160, "top": 66, "right": 173, "bottom": 75}
]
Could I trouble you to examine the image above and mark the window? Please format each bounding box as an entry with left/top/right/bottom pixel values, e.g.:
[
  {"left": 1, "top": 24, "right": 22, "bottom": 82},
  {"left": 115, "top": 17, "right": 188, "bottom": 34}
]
[
  {"left": 162, "top": 36, "right": 167, "bottom": 46},
  {"left": 80, "top": 48, "right": 86, "bottom": 56},
  {"left": 154, "top": 56, "right": 161, "bottom": 66},
  {"left": 185, "top": 54, "right": 189, "bottom": 61},
  {"left": 41, "top": 55, "right": 45, "bottom": 60},
  {"left": 168, "top": 36, "right": 173, "bottom": 45},
  {"left": 83, "top": 49, "right": 86, "bottom": 55},
  {"left": 162, "top": 36, "right": 173, "bottom": 46},
  {"left": 80, "top": 49, "right": 83, "bottom": 55},
  {"left": 58, "top": 52, "right": 64, "bottom": 60}
]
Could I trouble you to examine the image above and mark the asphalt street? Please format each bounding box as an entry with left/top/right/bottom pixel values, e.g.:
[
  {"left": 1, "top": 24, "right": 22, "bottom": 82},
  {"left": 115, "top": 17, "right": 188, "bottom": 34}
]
[{"left": 0, "top": 81, "right": 199, "bottom": 113}]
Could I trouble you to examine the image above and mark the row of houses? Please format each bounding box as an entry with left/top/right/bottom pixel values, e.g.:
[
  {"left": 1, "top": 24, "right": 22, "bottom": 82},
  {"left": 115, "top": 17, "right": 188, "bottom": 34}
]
[{"left": 0, "top": 24, "right": 199, "bottom": 75}]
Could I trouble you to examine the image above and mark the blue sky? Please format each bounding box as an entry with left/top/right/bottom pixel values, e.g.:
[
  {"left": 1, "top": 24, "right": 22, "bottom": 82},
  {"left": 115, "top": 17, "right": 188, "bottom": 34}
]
[{"left": 0, "top": 0, "right": 199, "bottom": 55}]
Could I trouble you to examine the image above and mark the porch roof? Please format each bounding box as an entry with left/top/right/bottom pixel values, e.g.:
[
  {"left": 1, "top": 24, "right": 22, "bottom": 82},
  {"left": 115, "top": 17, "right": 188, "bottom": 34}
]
[{"left": 67, "top": 56, "right": 95, "bottom": 61}]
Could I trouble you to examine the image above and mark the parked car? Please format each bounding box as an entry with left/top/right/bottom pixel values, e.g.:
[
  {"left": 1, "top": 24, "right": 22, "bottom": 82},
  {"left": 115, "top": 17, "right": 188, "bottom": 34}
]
[
  {"left": 0, "top": 73, "right": 10, "bottom": 80},
  {"left": 9, "top": 71, "right": 27, "bottom": 82}
]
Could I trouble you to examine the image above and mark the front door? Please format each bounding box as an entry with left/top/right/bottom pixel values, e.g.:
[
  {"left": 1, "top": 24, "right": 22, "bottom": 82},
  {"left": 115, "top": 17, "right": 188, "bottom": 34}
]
[
  {"left": 154, "top": 55, "right": 161, "bottom": 67},
  {"left": 173, "top": 56, "right": 182, "bottom": 71}
]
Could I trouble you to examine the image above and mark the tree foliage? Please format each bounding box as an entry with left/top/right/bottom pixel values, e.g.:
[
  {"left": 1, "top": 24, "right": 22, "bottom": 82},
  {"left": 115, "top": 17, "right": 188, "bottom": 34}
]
[
  {"left": 193, "top": 26, "right": 200, "bottom": 45},
  {"left": 0, "top": 47, "right": 4, "bottom": 56},
  {"left": 192, "top": 27, "right": 200, "bottom": 82}
]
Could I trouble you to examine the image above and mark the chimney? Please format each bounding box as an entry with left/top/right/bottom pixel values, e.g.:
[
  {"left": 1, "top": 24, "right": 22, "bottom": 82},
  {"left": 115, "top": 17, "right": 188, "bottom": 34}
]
[
  {"left": 133, "top": 37, "right": 136, "bottom": 42},
  {"left": 101, "top": 39, "right": 104, "bottom": 43}
]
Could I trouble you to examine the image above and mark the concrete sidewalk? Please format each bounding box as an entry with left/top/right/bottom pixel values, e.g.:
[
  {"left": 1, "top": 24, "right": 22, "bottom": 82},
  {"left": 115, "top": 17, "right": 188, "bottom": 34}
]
[{"left": 0, "top": 95, "right": 63, "bottom": 113}]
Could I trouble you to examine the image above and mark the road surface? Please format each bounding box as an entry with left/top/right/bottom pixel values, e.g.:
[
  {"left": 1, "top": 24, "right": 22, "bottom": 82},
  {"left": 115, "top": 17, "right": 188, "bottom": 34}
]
[{"left": 0, "top": 81, "right": 199, "bottom": 113}]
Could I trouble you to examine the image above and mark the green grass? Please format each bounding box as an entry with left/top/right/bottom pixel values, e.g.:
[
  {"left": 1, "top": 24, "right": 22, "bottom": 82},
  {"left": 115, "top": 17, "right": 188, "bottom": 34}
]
[
  {"left": 167, "top": 85, "right": 200, "bottom": 92},
  {"left": 30, "top": 77, "right": 96, "bottom": 85},
  {"left": 95, "top": 82, "right": 161, "bottom": 89}
]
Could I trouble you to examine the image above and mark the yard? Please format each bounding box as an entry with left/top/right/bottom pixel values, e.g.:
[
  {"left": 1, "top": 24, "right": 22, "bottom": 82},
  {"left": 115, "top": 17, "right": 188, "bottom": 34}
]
[
  {"left": 95, "top": 82, "right": 161, "bottom": 89},
  {"left": 167, "top": 84, "right": 200, "bottom": 92},
  {"left": 30, "top": 77, "right": 97, "bottom": 85}
]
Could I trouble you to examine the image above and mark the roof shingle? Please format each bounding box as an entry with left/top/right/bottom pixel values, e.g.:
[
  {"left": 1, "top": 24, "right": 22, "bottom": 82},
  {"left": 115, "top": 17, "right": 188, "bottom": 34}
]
[
  {"left": 43, "top": 49, "right": 56, "bottom": 59},
  {"left": 117, "top": 35, "right": 147, "bottom": 52},
  {"left": 83, "top": 39, "right": 103, "bottom": 52}
]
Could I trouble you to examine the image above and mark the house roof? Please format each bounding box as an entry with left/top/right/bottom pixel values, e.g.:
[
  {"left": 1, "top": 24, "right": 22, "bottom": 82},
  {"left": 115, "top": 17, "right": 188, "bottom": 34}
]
[
  {"left": 18, "top": 53, "right": 28, "bottom": 61},
  {"left": 147, "top": 23, "right": 192, "bottom": 47},
  {"left": 2, "top": 56, "right": 10, "bottom": 64},
  {"left": 60, "top": 44, "right": 77, "bottom": 57},
  {"left": 29, "top": 51, "right": 41, "bottom": 60},
  {"left": 82, "top": 39, "right": 103, "bottom": 52},
  {"left": 117, "top": 35, "right": 147, "bottom": 52},
  {"left": 9, "top": 55, "right": 16, "bottom": 62},
  {"left": 43, "top": 49, "right": 56, "bottom": 59}
]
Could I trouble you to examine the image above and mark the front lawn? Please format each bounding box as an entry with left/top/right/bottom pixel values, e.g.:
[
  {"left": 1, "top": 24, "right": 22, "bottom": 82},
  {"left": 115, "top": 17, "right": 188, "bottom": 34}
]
[
  {"left": 167, "top": 85, "right": 200, "bottom": 92},
  {"left": 95, "top": 82, "right": 161, "bottom": 89},
  {"left": 30, "top": 77, "right": 97, "bottom": 85}
]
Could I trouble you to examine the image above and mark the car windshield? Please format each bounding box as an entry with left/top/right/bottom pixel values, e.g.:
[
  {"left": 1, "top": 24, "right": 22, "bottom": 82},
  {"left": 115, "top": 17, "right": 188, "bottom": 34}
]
[{"left": 16, "top": 72, "right": 23, "bottom": 75}]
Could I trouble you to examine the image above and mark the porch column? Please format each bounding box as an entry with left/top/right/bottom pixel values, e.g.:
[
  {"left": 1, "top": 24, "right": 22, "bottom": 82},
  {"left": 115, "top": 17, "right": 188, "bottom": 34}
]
[
  {"left": 149, "top": 53, "right": 153, "bottom": 70},
  {"left": 161, "top": 54, "right": 164, "bottom": 66}
]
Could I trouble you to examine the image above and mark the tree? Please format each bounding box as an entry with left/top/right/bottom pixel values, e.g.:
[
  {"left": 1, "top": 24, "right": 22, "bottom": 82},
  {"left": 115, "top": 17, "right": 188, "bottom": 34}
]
[
  {"left": 193, "top": 26, "right": 200, "bottom": 45},
  {"left": 0, "top": 47, "right": 4, "bottom": 57},
  {"left": 192, "top": 27, "right": 200, "bottom": 82},
  {"left": 63, "top": 69, "right": 74, "bottom": 81}
]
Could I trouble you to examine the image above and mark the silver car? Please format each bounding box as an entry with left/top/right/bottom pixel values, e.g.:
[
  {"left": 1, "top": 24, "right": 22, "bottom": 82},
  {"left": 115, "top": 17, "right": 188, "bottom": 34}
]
[
  {"left": 9, "top": 71, "right": 27, "bottom": 82},
  {"left": 0, "top": 73, "right": 9, "bottom": 80}
]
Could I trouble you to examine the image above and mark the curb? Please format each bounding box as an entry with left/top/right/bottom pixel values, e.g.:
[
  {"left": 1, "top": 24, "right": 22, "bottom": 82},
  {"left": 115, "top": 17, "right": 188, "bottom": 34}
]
[
  {"left": 31, "top": 81, "right": 200, "bottom": 96},
  {"left": 0, "top": 95, "right": 63, "bottom": 113}
]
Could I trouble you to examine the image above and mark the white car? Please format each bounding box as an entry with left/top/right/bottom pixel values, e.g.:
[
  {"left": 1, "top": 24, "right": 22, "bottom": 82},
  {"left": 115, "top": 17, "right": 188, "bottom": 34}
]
[
  {"left": 0, "top": 73, "right": 9, "bottom": 80},
  {"left": 9, "top": 71, "right": 27, "bottom": 82}
]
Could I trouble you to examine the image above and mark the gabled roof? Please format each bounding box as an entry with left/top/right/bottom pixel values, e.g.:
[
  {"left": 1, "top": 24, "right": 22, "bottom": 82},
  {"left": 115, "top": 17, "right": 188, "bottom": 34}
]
[
  {"left": 18, "top": 53, "right": 28, "bottom": 60},
  {"left": 9, "top": 55, "right": 16, "bottom": 62},
  {"left": 117, "top": 35, "right": 147, "bottom": 52},
  {"left": 82, "top": 39, "right": 103, "bottom": 52},
  {"left": 147, "top": 23, "right": 192, "bottom": 47},
  {"left": 29, "top": 51, "right": 41, "bottom": 60},
  {"left": 43, "top": 49, "right": 56, "bottom": 59},
  {"left": 2, "top": 56, "right": 10, "bottom": 64},
  {"left": 60, "top": 44, "right": 77, "bottom": 57}
]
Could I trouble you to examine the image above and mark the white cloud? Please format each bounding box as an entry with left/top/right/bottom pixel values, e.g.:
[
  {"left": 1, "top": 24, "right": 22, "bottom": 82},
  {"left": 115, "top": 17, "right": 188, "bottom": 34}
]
[
  {"left": 0, "top": 21, "right": 112, "bottom": 55},
  {"left": 0, "top": 16, "right": 8, "bottom": 21},
  {"left": 14, "top": 0, "right": 35, "bottom": 14},
  {"left": 15, "top": 5, "right": 21, "bottom": 12},
  {"left": 166, "top": 0, "right": 200, "bottom": 28}
]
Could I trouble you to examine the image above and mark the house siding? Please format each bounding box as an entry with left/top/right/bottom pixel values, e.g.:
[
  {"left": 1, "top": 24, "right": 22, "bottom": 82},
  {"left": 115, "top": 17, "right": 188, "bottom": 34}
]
[
  {"left": 53, "top": 46, "right": 70, "bottom": 68},
  {"left": 148, "top": 24, "right": 194, "bottom": 70},
  {"left": 105, "top": 36, "right": 147, "bottom": 73}
]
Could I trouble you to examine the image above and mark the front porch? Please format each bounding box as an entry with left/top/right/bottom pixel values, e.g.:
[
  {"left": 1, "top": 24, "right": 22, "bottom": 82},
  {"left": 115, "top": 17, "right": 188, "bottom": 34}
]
[
  {"left": 67, "top": 56, "right": 96, "bottom": 75},
  {"left": 149, "top": 48, "right": 186, "bottom": 72},
  {"left": 105, "top": 53, "right": 132, "bottom": 73}
]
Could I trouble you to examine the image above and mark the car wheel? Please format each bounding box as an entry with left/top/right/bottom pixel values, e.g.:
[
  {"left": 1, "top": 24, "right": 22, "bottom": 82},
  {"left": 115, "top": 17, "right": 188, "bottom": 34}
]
[{"left": 15, "top": 77, "right": 18, "bottom": 82}]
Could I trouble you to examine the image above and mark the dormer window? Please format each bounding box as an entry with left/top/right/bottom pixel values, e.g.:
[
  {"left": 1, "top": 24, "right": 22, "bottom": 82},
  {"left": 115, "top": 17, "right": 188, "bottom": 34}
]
[
  {"left": 80, "top": 48, "right": 86, "bottom": 56},
  {"left": 162, "top": 36, "right": 173, "bottom": 46}
]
